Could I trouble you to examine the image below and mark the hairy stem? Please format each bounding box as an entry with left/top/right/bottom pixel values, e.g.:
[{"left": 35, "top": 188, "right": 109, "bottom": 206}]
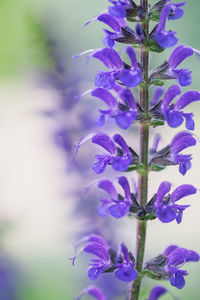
[{"left": 130, "top": 1, "right": 149, "bottom": 299}]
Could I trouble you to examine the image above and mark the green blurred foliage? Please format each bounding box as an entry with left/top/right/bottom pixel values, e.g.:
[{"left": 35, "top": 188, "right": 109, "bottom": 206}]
[{"left": 0, "top": 0, "right": 51, "bottom": 77}]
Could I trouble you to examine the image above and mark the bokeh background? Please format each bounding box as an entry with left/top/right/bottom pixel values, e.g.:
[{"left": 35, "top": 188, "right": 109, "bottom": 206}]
[{"left": 0, "top": 0, "right": 200, "bottom": 299}]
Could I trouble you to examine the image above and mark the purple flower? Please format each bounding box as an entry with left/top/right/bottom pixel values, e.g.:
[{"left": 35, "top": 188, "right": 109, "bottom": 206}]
[
  {"left": 155, "top": 181, "right": 197, "bottom": 223},
  {"left": 167, "top": 45, "right": 194, "bottom": 86},
  {"left": 150, "top": 132, "right": 196, "bottom": 175},
  {"left": 108, "top": 0, "right": 131, "bottom": 19},
  {"left": 168, "top": 1, "right": 186, "bottom": 20},
  {"left": 91, "top": 86, "right": 138, "bottom": 129},
  {"left": 97, "top": 13, "right": 125, "bottom": 48},
  {"left": 160, "top": 85, "right": 200, "bottom": 130},
  {"left": 92, "top": 47, "right": 142, "bottom": 89},
  {"left": 91, "top": 132, "right": 135, "bottom": 173},
  {"left": 114, "top": 243, "right": 138, "bottom": 282},
  {"left": 72, "top": 234, "right": 111, "bottom": 280},
  {"left": 169, "top": 131, "right": 196, "bottom": 175},
  {"left": 72, "top": 234, "right": 137, "bottom": 282},
  {"left": 76, "top": 286, "right": 107, "bottom": 300},
  {"left": 164, "top": 245, "right": 199, "bottom": 289},
  {"left": 148, "top": 286, "right": 167, "bottom": 300},
  {"left": 156, "top": 4, "right": 178, "bottom": 48},
  {"left": 97, "top": 177, "right": 133, "bottom": 218}
]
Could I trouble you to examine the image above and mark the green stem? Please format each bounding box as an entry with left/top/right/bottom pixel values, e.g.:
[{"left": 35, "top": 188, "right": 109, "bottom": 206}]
[{"left": 129, "top": 1, "right": 149, "bottom": 299}]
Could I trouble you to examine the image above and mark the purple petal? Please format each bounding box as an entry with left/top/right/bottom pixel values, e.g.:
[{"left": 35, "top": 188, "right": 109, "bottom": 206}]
[
  {"left": 162, "top": 85, "right": 181, "bottom": 108},
  {"left": 76, "top": 285, "right": 107, "bottom": 300},
  {"left": 109, "top": 202, "right": 129, "bottom": 218},
  {"left": 178, "top": 158, "right": 191, "bottom": 176},
  {"left": 151, "top": 134, "right": 161, "bottom": 153},
  {"left": 119, "top": 88, "right": 137, "bottom": 109},
  {"left": 176, "top": 210, "right": 183, "bottom": 224},
  {"left": 119, "top": 69, "right": 142, "bottom": 87},
  {"left": 169, "top": 45, "right": 194, "bottom": 69},
  {"left": 156, "top": 182, "right": 171, "bottom": 206},
  {"left": 171, "top": 184, "right": 196, "bottom": 202},
  {"left": 186, "top": 250, "right": 200, "bottom": 262},
  {"left": 157, "top": 206, "right": 177, "bottom": 223},
  {"left": 95, "top": 71, "right": 116, "bottom": 90},
  {"left": 168, "top": 3, "right": 185, "bottom": 20},
  {"left": 114, "top": 265, "right": 138, "bottom": 282},
  {"left": 111, "top": 156, "right": 132, "bottom": 171},
  {"left": 171, "top": 131, "right": 191, "bottom": 145},
  {"left": 170, "top": 272, "right": 185, "bottom": 289},
  {"left": 165, "top": 111, "right": 183, "bottom": 128},
  {"left": 156, "top": 30, "right": 178, "bottom": 48},
  {"left": 97, "top": 202, "right": 109, "bottom": 217},
  {"left": 98, "top": 179, "right": 118, "bottom": 198},
  {"left": 93, "top": 48, "right": 123, "bottom": 69},
  {"left": 103, "top": 33, "right": 115, "bottom": 48},
  {"left": 157, "top": 4, "right": 171, "bottom": 30},
  {"left": 113, "top": 133, "right": 130, "bottom": 154},
  {"left": 151, "top": 87, "right": 164, "bottom": 107},
  {"left": 126, "top": 46, "right": 139, "bottom": 69},
  {"left": 171, "top": 132, "right": 196, "bottom": 154},
  {"left": 184, "top": 113, "right": 195, "bottom": 130},
  {"left": 91, "top": 88, "right": 118, "bottom": 108},
  {"left": 118, "top": 176, "right": 131, "bottom": 200},
  {"left": 96, "top": 113, "right": 106, "bottom": 127},
  {"left": 108, "top": 2, "right": 127, "bottom": 19},
  {"left": 76, "top": 234, "right": 109, "bottom": 250},
  {"left": 97, "top": 13, "right": 121, "bottom": 32},
  {"left": 173, "top": 69, "right": 192, "bottom": 87},
  {"left": 88, "top": 286, "right": 107, "bottom": 300},
  {"left": 84, "top": 242, "right": 110, "bottom": 262},
  {"left": 88, "top": 267, "right": 103, "bottom": 280},
  {"left": 148, "top": 286, "right": 167, "bottom": 300},
  {"left": 164, "top": 245, "right": 178, "bottom": 256},
  {"left": 120, "top": 243, "right": 131, "bottom": 264},
  {"left": 92, "top": 156, "right": 111, "bottom": 174},
  {"left": 92, "top": 133, "right": 116, "bottom": 154},
  {"left": 87, "top": 235, "right": 110, "bottom": 249},
  {"left": 115, "top": 111, "right": 137, "bottom": 129},
  {"left": 174, "top": 91, "right": 200, "bottom": 109}
]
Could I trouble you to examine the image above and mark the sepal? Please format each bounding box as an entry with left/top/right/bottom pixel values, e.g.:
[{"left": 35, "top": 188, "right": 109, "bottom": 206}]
[{"left": 149, "top": 0, "right": 167, "bottom": 21}]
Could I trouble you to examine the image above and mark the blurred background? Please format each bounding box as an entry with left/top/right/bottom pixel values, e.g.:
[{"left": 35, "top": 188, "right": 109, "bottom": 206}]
[{"left": 0, "top": 0, "right": 200, "bottom": 299}]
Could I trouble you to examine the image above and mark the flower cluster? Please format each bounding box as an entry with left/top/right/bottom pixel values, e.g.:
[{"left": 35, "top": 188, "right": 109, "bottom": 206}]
[{"left": 73, "top": 0, "right": 199, "bottom": 299}]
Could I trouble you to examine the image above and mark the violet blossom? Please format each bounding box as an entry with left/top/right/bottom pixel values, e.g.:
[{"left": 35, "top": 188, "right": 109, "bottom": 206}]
[
  {"left": 78, "top": 132, "right": 137, "bottom": 173},
  {"left": 76, "top": 285, "right": 108, "bottom": 300},
  {"left": 91, "top": 86, "right": 138, "bottom": 129},
  {"left": 151, "top": 45, "right": 194, "bottom": 86},
  {"left": 150, "top": 131, "right": 196, "bottom": 175},
  {"left": 97, "top": 176, "right": 137, "bottom": 218},
  {"left": 147, "top": 286, "right": 167, "bottom": 300},
  {"left": 155, "top": 4, "right": 178, "bottom": 48},
  {"left": 155, "top": 181, "right": 197, "bottom": 223},
  {"left": 72, "top": 234, "right": 137, "bottom": 282},
  {"left": 157, "top": 84, "right": 200, "bottom": 130},
  {"left": 92, "top": 47, "right": 142, "bottom": 89},
  {"left": 164, "top": 245, "right": 199, "bottom": 289}
]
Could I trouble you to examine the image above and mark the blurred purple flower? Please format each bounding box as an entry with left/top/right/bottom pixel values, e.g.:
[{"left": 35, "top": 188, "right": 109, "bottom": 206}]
[
  {"left": 148, "top": 286, "right": 167, "bottom": 300},
  {"left": 76, "top": 285, "right": 107, "bottom": 300}
]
